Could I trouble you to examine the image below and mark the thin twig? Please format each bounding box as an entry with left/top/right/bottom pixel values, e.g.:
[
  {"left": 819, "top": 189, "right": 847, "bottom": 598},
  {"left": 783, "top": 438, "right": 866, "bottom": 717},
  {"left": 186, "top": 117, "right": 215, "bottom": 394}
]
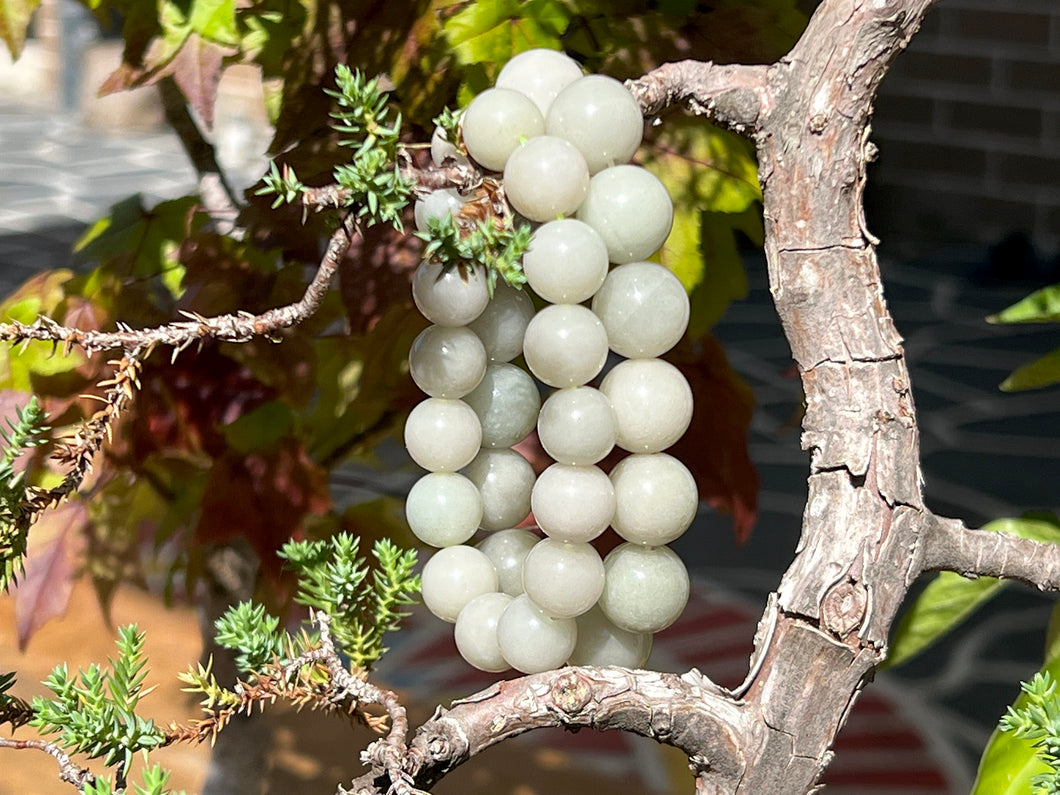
[
  {"left": 159, "top": 77, "right": 242, "bottom": 215},
  {"left": 301, "top": 162, "right": 481, "bottom": 211},
  {"left": 297, "top": 612, "right": 423, "bottom": 795},
  {"left": 0, "top": 736, "right": 93, "bottom": 789},
  {"left": 921, "top": 514, "right": 1060, "bottom": 589},
  {"left": 0, "top": 214, "right": 356, "bottom": 356}
]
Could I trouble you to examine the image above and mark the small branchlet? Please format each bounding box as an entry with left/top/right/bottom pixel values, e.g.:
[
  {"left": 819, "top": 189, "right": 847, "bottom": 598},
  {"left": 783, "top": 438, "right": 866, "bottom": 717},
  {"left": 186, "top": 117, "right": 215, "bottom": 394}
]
[
  {"left": 0, "top": 396, "right": 50, "bottom": 590},
  {"left": 258, "top": 162, "right": 306, "bottom": 209},
  {"left": 0, "top": 352, "right": 144, "bottom": 592},
  {"left": 279, "top": 533, "right": 421, "bottom": 671},
  {"left": 30, "top": 625, "right": 167, "bottom": 780},
  {"left": 999, "top": 671, "right": 1060, "bottom": 794},
  {"left": 172, "top": 533, "right": 419, "bottom": 752},
  {"left": 256, "top": 66, "right": 413, "bottom": 229},
  {"left": 214, "top": 601, "right": 286, "bottom": 673},
  {"left": 432, "top": 106, "right": 463, "bottom": 154}
]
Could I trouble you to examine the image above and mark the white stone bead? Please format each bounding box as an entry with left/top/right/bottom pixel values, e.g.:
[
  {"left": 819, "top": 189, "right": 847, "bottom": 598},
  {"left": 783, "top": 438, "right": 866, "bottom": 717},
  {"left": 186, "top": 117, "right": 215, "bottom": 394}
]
[
  {"left": 609, "top": 453, "right": 698, "bottom": 546},
  {"left": 600, "top": 358, "right": 693, "bottom": 453},
  {"left": 404, "top": 397, "right": 482, "bottom": 471},
  {"left": 405, "top": 472, "right": 483, "bottom": 547},
  {"left": 537, "top": 386, "right": 616, "bottom": 465},
  {"left": 421, "top": 545, "right": 498, "bottom": 623},
  {"left": 531, "top": 463, "right": 614, "bottom": 543}
]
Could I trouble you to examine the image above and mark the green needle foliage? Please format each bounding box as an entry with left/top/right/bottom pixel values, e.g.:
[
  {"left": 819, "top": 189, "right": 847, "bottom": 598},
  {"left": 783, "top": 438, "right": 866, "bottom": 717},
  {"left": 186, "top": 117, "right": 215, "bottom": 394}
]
[
  {"left": 433, "top": 106, "right": 463, "bottom": 152},
  {"left": 258, "top": 162, "right": 307, "bottom": 209},
  {"left": 214, "top": 601, "right": 286, "bottom": 672},
  {"left": 30, "top": 626, "right": 167, "bottom": 777},
  {"left": 83, "top": 765, "right": 183, "bottom": 795},
  {"left": 279, "top": 533, "right": 420, "bottom": 671},
  {"left": 0, "top": 396, "right": 50, "bottom": 590},
  {"left": 204, "top": 532, "right": 419, "bottom": 684},
  {"left": 328, "top": 66, "right": 414, "bottom": 229},
  {"left": 419, "top": 214, "right": 533, "bottom": 294},
  {"left": 999, "top": 671, "right": 1060, "bottom": 794},
  {"left": 256, "top": 66, "right": 413, "bottom": 229}
]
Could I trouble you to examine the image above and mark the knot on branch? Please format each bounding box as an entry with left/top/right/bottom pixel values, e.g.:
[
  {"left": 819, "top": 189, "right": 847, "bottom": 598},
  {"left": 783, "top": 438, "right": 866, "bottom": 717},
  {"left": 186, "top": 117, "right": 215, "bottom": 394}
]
[
  {"left": 550, "top": 670, "right": 594, "bottom": 719},
  {"left": 425, "top": 730, "right": 455, "bottom": 761},
  {"left": 821, "top": 579, "right": 868, "bottom": 638}
]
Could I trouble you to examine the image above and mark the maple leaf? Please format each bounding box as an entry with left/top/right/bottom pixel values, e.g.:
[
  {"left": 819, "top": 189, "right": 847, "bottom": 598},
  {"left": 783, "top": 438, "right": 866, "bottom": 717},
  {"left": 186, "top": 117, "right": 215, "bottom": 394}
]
[
  {"left": 12, "top": 501, "right": 89, "bottom": 649},
  {"left": 194, "top": 439, "right": 332, "bottom": 581},
  {"left": 666, "top": 336, "right": 759, "bottom": 544}
]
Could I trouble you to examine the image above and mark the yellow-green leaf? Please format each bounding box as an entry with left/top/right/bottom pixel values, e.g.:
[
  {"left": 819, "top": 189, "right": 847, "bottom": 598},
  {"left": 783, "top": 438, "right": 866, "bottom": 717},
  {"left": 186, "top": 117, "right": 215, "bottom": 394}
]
[
  {"left": 972, "top": 654, "right": 1060, "bottom": 794},
  {"left": 1000, "top": 348, "right": 1060, "bottom": 392},
  {"left": 642, "top": 119, "right": 759, "bottom": 332},
  {"left": 189, "top": 0, "right": 237, "bottom": 46},
  {"left": 989, "top": 283, "right": 1060, "bottom": 324},
  {"left": 642, "top": 118, "right": 761, "bottom": 217},
  {"left": 886, "top": 572, "right": 1006, "bottom": 669},
  {"left": 444, "top": 0, "right": 572, "bottom": 71},
  {"left": 0, "top": 0, "right": 41, "bottom": 59},
  {"left": 0, "top": 270, "right": 85, "bottom": 389},
  {"left": 685, "top": 211, "right": 752, "bottom": 337}
]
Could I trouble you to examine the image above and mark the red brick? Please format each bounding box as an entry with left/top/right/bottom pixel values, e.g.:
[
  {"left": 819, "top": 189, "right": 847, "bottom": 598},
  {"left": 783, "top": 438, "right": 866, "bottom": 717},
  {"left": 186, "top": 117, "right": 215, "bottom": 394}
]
[
  {"left": 1007, "top": 60, "right": 1060, "bottom": 93},
  {"left": 948, "top": 100, "right": 1042, "bottom": 138},
  {"left": 954, "top": 9, "right": 1051, "bottom": 45},
  {"left": 994, "top": 153, "right": 1060, "bottom": 187},
  {"left": 865, "top": 183, "right": 1038, "bottom": 245},
  {"left": 873, "top": 93, "right": 935, "bottom": 126},
  {"left": 1044, "top": 205, "right": 1060, "bottom": 239},
  {"left": 895, "top": 52, "right": 992, "bottom": 86},
  {"left": 875, "top": 138, "right": 987, "bottom": 177}
]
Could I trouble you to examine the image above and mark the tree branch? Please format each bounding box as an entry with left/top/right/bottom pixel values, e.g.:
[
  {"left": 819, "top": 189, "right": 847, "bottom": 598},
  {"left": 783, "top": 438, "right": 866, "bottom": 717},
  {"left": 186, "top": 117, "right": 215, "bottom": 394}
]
[
  {"left": 367, "top": 667, "right": 749, "bottom": 793},
  {"left": 922, "top": 515, "right": 1060, "bottom": 589},
  {"left": 0, "top": 736, "right": 93, "bottom": 789},
  {"left": 158, "top": 77, "right": 242, "bottom": 219},
  {"left": 624, "top": 60, "right": 771, "bottom": 132},
  {"left": 0, "top": 214, "right": 356, "bottom": 356}
]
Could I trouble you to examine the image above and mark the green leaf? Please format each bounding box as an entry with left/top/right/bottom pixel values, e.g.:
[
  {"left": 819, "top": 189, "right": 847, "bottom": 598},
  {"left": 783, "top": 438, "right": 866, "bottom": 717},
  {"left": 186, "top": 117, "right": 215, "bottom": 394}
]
[
  {"left": 156, "top": 0, "right": 195, "bottom": 67},
  {"left": 1043, "top": 602, "right": 1060, "bottom": 670},
  {"left": 0, "top": 271, "right": 86, "bottom": 389},
  {"left": 989, "top": 284, "right": 1060, "bottom": 324},
  {"left": 886, "top": 572, "right": 1006, "bottom": 669},
  {"left": 1000, "top": 348, "right": 1060, "bottom": 392},
  {"left": 972, "top": 656, "right": 1060, "bottom": 794},
  {"left": 444, "top": 0, "right": 572, "bottom": 70},
  {"left": 74, "top": 195, "right": 195, "bottom": 298},
  {"left": 643, "top": 118, "right": 761, "bottom": 217},
  {"left": 887, "top": 514, "right": 1060, "bottom": 668},
  {"left": 642, "top": 119, "right": 759, "bottom": 333},
  {"left": 188, "top": 0, "right": 237, "bottom": 45},
  {"left": 0, "top": 0, "right": 41, "bottom": 59},
  {"left": 685, "top": 211, "right": 752, "bottom": 338},
  {"left": 222, "top": 400, "right": 294, "bottom": 453}
]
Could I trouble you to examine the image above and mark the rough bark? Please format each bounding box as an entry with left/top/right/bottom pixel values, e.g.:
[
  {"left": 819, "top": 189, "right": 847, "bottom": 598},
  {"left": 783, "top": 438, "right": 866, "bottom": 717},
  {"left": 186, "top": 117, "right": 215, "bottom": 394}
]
[{"left": 359, "top": 0, "right": 1060, "bottom": 792}]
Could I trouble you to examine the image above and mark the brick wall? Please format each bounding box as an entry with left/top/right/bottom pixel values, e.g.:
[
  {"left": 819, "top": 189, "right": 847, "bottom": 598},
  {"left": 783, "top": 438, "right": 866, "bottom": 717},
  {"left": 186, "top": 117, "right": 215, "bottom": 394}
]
[{"left": 865, "top": 0, "right": 1060, "bottom": 256}]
